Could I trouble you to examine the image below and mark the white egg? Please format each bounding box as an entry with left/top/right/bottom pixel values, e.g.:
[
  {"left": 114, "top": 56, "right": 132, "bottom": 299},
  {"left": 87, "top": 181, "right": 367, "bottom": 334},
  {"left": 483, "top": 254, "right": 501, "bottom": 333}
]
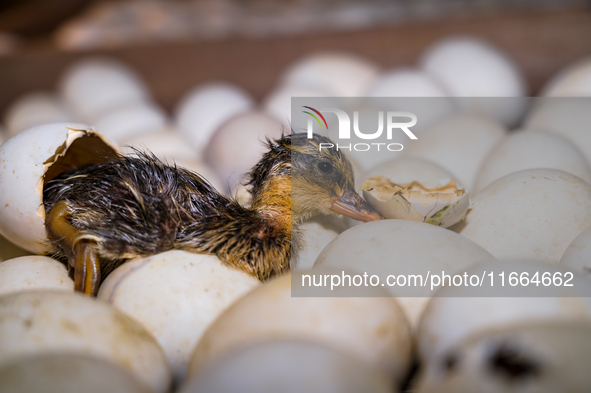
[
  {"left": 119, "top": 126, "right": 198, "bottom": 163},
  {"left": 559, "top": 225, "right": 591, "bottom": 280},
  {"left": 205, "top": 111, "right": 284, "bottom": 192},
  {"left": 363, "top": 157, "right": 460, "bottom": 189},
  {"left": 281, "top": 52, "right": 380, "bottom": 97},
  {"left": 0, "top": 122, "right": 119, "bottom": 254},
  {"left": 0, "top": 256, "right": 73, "bottom": 296},
  {"left": 98, "top": 250, "right": 259, "bottom": 382},
  {"left": 420, "top": 36, "right": 527, "bottom": 126},
  {"left": 542, "top": 56, "right": 591, "bottom": 96},
  {"left": 3, "top": 92, "right": 71, "bottom": 137},
  {"left": 175, "top": 82, "right": 254, "bottom": 154},
  {"left": 475, "top": 129, "right": 591, "bottom": 191},
  {"left": 0, "top": 291, "right": 171, "bottom": 393},
  {"left": 59, "top": 58, "right": 151, "bottom": 121},
  {"left": 417, "top": 260, "right": 591, "bottom": 362},
  {"left": 416, "top": 322, "right": 591, "bottom": 393},
  {"left": 295, "top": 214, "right": 348, "bottom": 270},
  {"left": 263, "top": 83, "right": 333, "bottom": 127},
  {"left": 0, "top": 353, "right": 153, "bottom": 393},
  {"left": 404, "top": 113, "right": 506, "bottom": 191},
  {"left": 364, "top": 68, "right": 456, "bottom": 132},
  {"left": 454, "top": 169, "right": 591, "bottom": 263},
  {"left": 182, "top": 340, "right": 394, "bottom": 393},
  {"left": 525, "top": 98, "right": 591, "bottom": 164},
  {"left": 189, "top": 268, "right": 412, "bottom": 383},
  {"left": 91, "top": 100, "right": 168, "bottom": 143},
  {"left": 314, "top": 220, "right": 495, "bottom": 326}
]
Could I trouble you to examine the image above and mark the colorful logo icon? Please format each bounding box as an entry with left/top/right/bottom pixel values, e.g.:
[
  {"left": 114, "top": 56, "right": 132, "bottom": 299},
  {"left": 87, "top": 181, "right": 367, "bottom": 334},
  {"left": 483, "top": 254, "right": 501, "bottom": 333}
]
[{"left": 302, "top": 106, "right": 328, "bottom": 130}]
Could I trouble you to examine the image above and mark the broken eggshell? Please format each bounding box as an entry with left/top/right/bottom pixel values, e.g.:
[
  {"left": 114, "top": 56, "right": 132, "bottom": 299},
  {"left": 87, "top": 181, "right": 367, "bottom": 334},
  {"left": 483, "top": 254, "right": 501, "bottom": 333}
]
[
  {"left": 362, "top": 177, "right": 469, "bottom": 228},
  {"left": 0, "top": 122, "right": 119, "bottom": 254}
]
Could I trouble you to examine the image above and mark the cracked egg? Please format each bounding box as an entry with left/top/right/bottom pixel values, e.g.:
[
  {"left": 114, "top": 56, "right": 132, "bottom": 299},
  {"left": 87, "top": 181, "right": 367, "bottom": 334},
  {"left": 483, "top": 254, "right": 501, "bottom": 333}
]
[
  {"left": 362, "top": 177, "right": 469, "bottom": 228},
  {"left": 0, "top": 122, "right": 119, "bottom": 254}
]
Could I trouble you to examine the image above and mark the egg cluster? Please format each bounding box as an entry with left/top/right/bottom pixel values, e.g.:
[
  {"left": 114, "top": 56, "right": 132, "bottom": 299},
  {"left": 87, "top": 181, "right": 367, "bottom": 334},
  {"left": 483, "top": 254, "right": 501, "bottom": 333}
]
[{"left": 1, "top": 36, "right": 591, "bottom": 392}]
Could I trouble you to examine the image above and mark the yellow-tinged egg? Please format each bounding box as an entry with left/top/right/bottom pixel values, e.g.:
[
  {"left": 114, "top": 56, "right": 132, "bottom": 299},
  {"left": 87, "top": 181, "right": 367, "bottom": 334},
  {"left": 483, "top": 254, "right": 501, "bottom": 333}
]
[
  {"left": 181, "top": 340, "right": 394, "bottom": 393},
  {"left": 175, "top": 82, "right": 254, "bottom": 154},
  {"left": 189, "top": 268, "right": 412, "bottom": 384},
  {"left": 97, "top": 250, "right": 259, "bottom": 382},
  {"left": 314, "top": 220, "right": 495, "bottom": 326},
  {"left": 475, "top": 129, "right": 591, "bottom": 192},
  {"left": 415, "top": 322, "right": 591, "bottom": 393},
  {"left": 417, "top": 260, "right": 591, "bottom": 363},
  {"left": 454, "top": 169, "right": 591, "bottom": 263},
  {"left": 205, "top": 111, "right": 284, "bottom": 192},
  {"left": 0, "top": 122, "right": 119, "bottom": 254},
  {"left": 0, "top": 256, "right": 73, "bottom": 296},
  {"left": 59, "top": 58, "right": 151, "bottom": 121},
  {"left": 0, "top": 353, "right": 154, "bottom": 393},
  {"left": 420, "top": 36, "right": 527, "bottom": 127},
  {"left": 0, "top": 291, "right": 171, "bottom": 393},
  {"left": 281, "top": 52, "right": 380, "bottom": 97},
  {"left": 3, "top": 92, "right": 71, "bottom": 137}
]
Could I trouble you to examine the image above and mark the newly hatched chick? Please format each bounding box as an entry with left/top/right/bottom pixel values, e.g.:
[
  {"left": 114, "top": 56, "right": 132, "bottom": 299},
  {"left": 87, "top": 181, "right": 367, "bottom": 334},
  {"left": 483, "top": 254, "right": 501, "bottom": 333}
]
[{"left": 43, "top": 133, "right": 381, "bottom": 295}]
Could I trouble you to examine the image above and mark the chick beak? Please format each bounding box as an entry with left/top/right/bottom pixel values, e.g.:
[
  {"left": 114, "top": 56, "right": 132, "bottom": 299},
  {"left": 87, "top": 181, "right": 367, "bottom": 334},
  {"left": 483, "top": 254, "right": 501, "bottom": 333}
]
[{"left": 330, "top": 187, "right": 383, "bottom": 222}]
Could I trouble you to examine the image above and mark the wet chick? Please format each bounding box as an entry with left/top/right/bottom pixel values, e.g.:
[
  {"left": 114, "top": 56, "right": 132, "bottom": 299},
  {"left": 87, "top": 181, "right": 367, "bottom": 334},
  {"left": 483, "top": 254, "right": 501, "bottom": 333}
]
[{"left": 43, "top": 133, "right": 381, "bottom": 295}]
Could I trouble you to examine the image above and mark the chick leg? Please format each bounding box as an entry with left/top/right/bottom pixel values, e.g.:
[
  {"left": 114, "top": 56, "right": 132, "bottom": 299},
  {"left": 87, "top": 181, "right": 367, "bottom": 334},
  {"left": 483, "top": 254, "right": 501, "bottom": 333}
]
[{"left": 46, "top": 201, "right": 101, "bottom": 296}]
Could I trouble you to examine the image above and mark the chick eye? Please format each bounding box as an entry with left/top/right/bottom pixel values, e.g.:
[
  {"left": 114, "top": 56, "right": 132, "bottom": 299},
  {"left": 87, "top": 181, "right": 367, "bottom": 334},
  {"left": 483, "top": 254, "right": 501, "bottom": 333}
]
[{"left": 317, "top": 161, "right": 334, "bottom": 174}]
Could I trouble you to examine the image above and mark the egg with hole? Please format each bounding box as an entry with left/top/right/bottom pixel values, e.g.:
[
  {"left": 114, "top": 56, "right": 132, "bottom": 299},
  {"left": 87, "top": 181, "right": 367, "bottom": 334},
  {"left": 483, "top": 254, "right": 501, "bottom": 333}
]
[
  {"left": 403, "top": 113, "right": 506, "bottom": 191},
  {"left": 0, "top": 353, "right": 154, "bottom": 393},
  {"left": 525, "top": 97, "right": 591, "bottom": 164},
  {"left": 281, "top": 52, "right": 379, "bottom": 97},
  {"left": 420, "top": 36, "right": 527, "bottom": 127},
  {"left": 189, "top": 268, "right": 412, "bottom": 383},
  {"left": 474, "top": 129, "right": 591, "bottom": 192},
  {"left": 0, "top": 291, "right": 171, "bottom": 393},
  {"left": 59, "top": 57, "right": 151, "bottom": 121},
  {"left": 542, "top": 56, "right": 591, "bottom": 96},
  {"left": 417, "top": 260, "right": 591, "bottom": 362},
  {"left": 181, "top": 340, "right": 394, "bottom": 393},
  {"left": 205, "top": 111, "right": 284, "bottom": 192},
  {"left": 0, "top": 256, "right": 73, "bottom": 296},
  {"left": 175, "top": 82, "right": 254, "bottom": 154},
  {"left": 314, "top": 220, "right": 495, "bottom": 326},
  {"left": 97, "top": 250, "right": 259, "bottom": 382},
  {"left": 3, "top": 91, "right": 71, "bottom": 137},
  {"left": 0, "top": 122, "right": 119, "bottom": 254},
  {"left": 454, "top": 169, "right": 591, "bottom": 263}
]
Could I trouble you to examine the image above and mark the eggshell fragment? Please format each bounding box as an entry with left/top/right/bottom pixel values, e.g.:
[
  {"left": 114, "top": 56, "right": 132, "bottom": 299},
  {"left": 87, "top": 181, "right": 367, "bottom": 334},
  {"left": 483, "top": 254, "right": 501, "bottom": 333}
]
[
  {"left": 404, "top": 113, "right": 506, "bottom": 191},
  {"left": 0, "top": 122, "right": 119, "bottom": 254},
  {"left": 205, "top": 111, "right": 284, "bottom": 192},
  {"left": 559, "top": 225, "right": 591, "bottom": 280},
  {"left": 182, "top": 340, "right": 394, "bottom": 393},
  {"left": 417, "top": 260, "right": 591, "bottom": 362},
  {"left": 454, "top": 169, "right": 591, "bottom": 263},
  {"left": 362, "top": 178, "right": 469, "bottom": 228},
  {"left": 420, "top": 37, "right": 527, "bottom": 126},
  {"left": 189, "top": 268, "right": 412, "bottom": 383},
  {"left": 525, "top": 98, "right": 591, "bottom": 164},
  {"left": 0, "top": 256, "right": 73, "bottom": 296},
  {"left": 98, "top": 250, "right": 259, "bottom": 381},
  {"left": 91, "top": 100, "right": 167, "bottom": 143},
  {"left": 416, "top": 322, "right": 591, "bottom": 393},
  {"left": 475, "top": 129, "right": 591, "bottom": 191},
  {"left": 281, "top": 52, "right": 380, "bottom": 97},
  {"left": 3, "top": 92, "right": 71, "bottom": 137},
  {"left": 175, "top": 82, "right": 254, "bottom": 154},
  {"left": 0, "top": 291, "right": 171, "bottom": 393},
  {"left": 315, "top": 220, "right": 495, "bottom": 326},
  {"left": 542, "top": 56, "right": 591, "bottom": 96},
  {"left": 0, "top": 353, "right": 154, "bottom": 393},
  {"left": 295, "top": 214, "right": 348, "bottom": 270},
  {"left": 59, "top": 58, "right": 151, "bottom": 121}
]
